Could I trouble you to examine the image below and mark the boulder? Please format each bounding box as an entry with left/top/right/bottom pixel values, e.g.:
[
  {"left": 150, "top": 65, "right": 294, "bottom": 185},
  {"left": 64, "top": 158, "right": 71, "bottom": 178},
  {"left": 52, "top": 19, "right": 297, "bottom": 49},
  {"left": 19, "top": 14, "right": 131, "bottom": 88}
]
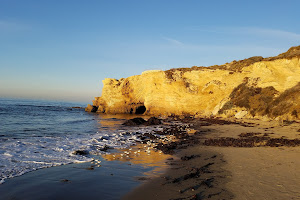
[
  {"left": 122, "top": 117, "right": 146, "bottom": 126},
  {"left": 73, "top": 150, "right": 89, "bottom": 155},
  {"left": 144, "top": 117, "right": 162, "bottom": 125}
]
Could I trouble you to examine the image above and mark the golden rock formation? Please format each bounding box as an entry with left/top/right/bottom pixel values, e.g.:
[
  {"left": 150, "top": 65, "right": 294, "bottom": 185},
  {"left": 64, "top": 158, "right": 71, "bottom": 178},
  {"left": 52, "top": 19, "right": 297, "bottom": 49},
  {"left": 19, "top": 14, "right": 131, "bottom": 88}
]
[{"left": 86, "top": 46, "right": 300, "bottom": 120}]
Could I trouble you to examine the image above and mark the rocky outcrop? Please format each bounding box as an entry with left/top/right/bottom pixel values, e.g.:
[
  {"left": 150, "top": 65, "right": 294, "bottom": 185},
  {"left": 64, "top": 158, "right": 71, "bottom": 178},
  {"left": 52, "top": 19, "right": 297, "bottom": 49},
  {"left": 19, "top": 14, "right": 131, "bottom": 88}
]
[{"left": 86, "top": 46, "right": 300, "bottom": 120}]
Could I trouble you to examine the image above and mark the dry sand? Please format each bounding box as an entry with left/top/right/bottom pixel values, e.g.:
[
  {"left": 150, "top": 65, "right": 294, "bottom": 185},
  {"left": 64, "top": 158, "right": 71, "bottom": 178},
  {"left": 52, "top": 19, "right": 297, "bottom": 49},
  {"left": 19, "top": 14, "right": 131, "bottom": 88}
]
[
  {"left": 123, "top": 118, "right": 300, "bottom": 200},
  {"left": 200, "top": 119, "right": 300, "bottom": 199},
  {"left": 221, "top": 146, "right": 300, "bottom": 200}
]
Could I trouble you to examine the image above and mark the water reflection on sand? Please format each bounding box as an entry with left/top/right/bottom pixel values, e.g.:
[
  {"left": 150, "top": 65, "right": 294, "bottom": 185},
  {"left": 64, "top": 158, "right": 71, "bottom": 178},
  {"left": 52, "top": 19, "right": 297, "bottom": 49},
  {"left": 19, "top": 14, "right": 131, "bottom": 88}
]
[
  {"left": 102, "top": 142, "right": 171, "bottom": 177},
  {"left": 96, "top": 113, "right": 172, "bottom": 177}
]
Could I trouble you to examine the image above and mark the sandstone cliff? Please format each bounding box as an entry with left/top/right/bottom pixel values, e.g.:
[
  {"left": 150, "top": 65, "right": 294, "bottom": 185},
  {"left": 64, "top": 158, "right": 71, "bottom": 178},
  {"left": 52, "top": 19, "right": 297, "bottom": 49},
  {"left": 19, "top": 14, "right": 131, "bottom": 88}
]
[{"left": 86, "top": 45, "right": 300, "bottom": 120}]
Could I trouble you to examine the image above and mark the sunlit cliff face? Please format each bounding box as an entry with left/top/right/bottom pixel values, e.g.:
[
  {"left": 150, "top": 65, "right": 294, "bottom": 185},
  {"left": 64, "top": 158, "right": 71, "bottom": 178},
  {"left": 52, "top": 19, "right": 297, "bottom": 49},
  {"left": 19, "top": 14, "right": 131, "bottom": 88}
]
[{"left": 87, "top": 46, "right": 300, "bottom": 120}]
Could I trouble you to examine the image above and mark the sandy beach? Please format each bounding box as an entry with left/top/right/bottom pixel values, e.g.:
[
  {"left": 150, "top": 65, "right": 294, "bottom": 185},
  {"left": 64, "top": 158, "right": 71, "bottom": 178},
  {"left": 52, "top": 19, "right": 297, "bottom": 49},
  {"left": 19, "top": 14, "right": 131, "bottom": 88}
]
[{"left": 123, "top": 117, "right": 300, "bottom": 200}]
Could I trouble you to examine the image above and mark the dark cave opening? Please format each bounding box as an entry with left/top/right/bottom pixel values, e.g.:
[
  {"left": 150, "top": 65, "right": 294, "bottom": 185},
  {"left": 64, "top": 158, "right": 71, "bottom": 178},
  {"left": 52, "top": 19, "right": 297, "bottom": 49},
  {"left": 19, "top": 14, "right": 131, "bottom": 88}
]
[
  {"left": 135, "top": 106, "right": 146, "bottom": 114},
  {"left": 91, "top": 106, "right": 98, "bottom": 113}
]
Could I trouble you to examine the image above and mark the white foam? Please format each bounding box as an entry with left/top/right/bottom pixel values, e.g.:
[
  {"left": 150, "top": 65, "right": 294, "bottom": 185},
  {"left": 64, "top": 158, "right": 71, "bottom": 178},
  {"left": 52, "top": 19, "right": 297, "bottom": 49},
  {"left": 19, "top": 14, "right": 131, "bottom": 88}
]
[{"left": 0, "top": 125, "right": 163, "bottom": 184}]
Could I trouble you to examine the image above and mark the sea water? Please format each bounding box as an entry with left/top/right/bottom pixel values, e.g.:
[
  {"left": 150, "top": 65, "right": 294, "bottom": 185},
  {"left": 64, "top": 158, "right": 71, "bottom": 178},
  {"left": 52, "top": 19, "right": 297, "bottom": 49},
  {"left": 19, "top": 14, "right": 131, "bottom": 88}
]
[{"left": 0, "top": 98, "right": 162, "bottom": 184}]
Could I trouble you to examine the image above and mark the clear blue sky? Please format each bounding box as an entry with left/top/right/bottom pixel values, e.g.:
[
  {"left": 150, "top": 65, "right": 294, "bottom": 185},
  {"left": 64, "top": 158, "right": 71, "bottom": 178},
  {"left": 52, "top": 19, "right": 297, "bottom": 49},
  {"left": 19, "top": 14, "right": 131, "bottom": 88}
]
[{"left": 1, "top": 0, "right": 300, "bottom": 103}]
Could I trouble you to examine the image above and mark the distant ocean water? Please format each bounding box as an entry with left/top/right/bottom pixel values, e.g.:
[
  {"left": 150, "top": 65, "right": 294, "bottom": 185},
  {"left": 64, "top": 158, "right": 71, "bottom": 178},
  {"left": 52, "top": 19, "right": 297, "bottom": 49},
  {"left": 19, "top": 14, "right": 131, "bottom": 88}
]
[{"left": 0, "top": 98, "right": 161, "bottom": 184}]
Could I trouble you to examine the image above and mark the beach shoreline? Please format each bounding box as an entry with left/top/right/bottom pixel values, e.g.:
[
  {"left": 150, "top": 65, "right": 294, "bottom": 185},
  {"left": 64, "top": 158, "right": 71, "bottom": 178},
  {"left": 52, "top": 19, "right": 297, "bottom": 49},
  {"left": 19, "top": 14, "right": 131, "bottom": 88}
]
[
  {"left": 123, "top": 117, "right": 300, "bottom": 200},
  {"left": 1, "top": 116, "right": 300, "bottom": 200}
]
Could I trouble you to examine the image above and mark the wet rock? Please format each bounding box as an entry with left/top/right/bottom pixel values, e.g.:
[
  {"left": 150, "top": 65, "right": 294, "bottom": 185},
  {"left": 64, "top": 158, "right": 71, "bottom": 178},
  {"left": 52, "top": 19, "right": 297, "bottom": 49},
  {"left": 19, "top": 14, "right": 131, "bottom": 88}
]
[
  {"left": 140, "top": 132, "right": 159, "bottom": 140},
  {"left": 122, "top": 118, "right": 146, "bottom": 126},
  {"left": 123, "top": 117, "right": 162, "bottom": 126},
  {"left": 73, "top": 150, "right": 89, "bottom": 155},
  {"left": 144, "top": 117, "right": 162, "bottom": 125},
  {"left": 155, "top": 142, "right": 178, "bottom": 154},
  {"left": 86, "top": 166, "right": 95, "bottom": 170},
  {"left": 60, "top": 179, "right": 71, "bottom": 183},
  {"left": 99, "top": 145, "right": 113, "bottom": 152},
  {"left": 137, "top": 177, "right": 151, "bottom": 181}
]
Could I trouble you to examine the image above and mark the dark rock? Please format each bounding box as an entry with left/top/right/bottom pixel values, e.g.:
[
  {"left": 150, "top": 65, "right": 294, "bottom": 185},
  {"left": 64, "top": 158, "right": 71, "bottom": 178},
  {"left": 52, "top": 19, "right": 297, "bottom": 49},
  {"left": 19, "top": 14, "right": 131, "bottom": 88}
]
[
  {"left": 86, "top": 166, "right": 95, "bottom": 170},
  {"left": 60, "top": 179, "right": 71, "bottom": 183},
  {"left": 99, "top": 145, "right": 113, "bottom": 152},
  {"left": 73, "top": 150, "right": 89, "bottom": 155},
  {"left": 137, "top": 177, "right": 151, "bottom": 181},
  {"left": 140, "top": 132, "right": 159, "bottom": 140},
  {"left": 99, "top": 136, "right": 110, "bottom": 140},
  {"left": 144, "top": 117, "right": 162, "bottom": 125},
  {"left": 155, "top": 142, "right": 178, "bottom": 154},
  {"left": 122, "top": 118, "right": 146, "bottom": 126},
  {"left": 122, "top": 117, "right": 162, "bottom": 126}
]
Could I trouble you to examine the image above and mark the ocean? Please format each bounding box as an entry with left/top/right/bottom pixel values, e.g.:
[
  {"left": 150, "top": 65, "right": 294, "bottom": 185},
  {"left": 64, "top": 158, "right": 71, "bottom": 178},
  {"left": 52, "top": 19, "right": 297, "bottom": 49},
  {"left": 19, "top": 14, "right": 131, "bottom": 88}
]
[{"left": 0, "top": 98, "right": 163, "bottom": 185}]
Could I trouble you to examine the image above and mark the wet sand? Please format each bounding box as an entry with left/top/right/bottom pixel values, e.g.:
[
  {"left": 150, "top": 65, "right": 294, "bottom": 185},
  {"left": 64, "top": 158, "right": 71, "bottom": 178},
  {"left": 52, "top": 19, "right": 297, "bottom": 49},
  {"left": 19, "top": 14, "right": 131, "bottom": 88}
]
[
  {"left": 0, "top": 157, "right": 146, "bottom": 200},
  {"left": 123, "top": 146, "right": 233, "bottom": 200},
  {"left": 123, "top": 117, "right": 300, "bottom": 200}
]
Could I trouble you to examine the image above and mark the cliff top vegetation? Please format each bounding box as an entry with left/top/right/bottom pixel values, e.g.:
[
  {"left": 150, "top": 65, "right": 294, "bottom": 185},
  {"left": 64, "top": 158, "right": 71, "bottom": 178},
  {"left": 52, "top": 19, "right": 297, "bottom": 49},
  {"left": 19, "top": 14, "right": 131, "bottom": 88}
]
[{"left": 164, "top": 45, "right": 300, "bottom": 80}]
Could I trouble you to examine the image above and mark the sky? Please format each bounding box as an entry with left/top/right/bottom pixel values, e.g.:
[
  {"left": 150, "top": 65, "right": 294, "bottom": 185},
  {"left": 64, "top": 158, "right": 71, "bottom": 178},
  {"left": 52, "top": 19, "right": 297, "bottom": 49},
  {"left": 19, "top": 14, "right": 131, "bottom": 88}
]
[{"left": 1, "top": 0, "right": 300, "bottom": 103}]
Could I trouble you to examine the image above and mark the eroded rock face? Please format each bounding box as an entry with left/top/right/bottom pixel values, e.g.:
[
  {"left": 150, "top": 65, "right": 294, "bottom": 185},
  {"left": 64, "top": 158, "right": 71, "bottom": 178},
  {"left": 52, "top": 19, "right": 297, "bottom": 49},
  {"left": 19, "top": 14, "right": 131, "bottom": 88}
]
[{"left": 87, "top": 45, "right": 300, "bottom": 120}]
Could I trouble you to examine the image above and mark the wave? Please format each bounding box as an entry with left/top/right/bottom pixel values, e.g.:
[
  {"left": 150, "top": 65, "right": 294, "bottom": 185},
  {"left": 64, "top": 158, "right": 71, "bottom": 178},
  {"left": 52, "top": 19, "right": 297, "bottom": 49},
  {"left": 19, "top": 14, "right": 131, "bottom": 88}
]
[{"left": 0, "top": 124, "right": 164, "bottom": 184}]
